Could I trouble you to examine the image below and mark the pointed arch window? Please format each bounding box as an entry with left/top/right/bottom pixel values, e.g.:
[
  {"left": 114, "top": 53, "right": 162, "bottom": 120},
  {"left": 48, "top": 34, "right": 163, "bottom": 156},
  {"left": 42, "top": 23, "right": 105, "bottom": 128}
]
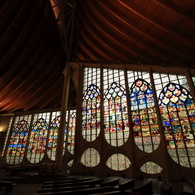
[
  {"left": 67, "top": 110, "right": 76, "bottom": 154},
  {"left": 82, "top": 84, "right": 101, "bottom": 142},
  {"left": 104, "top": 81, "right": 129, "bottom": 146},
  {"left": 47, "top": 116, "right": 60, "bottom": 161},
  {"left": 6, "top": 119, "right": 29, "bottom": 165},
  {"left": 27, "top": 118, "right": 48, "bottom": 163},
  {"left": 129, "top": 79, "right": 160, "bottom": 153},
  {"left": 159, "top": 83, "right": 195, "bottom": 167}
]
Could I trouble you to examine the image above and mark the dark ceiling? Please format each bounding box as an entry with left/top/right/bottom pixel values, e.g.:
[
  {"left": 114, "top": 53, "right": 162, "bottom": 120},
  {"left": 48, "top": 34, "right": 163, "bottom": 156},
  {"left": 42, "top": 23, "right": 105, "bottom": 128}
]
[{"left": 0, "top": 0, "right": 195, "bottom": 114}]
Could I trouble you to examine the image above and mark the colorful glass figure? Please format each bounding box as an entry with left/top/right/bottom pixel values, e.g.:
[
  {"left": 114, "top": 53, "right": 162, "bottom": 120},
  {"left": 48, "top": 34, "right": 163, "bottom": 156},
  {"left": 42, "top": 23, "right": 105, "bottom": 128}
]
[
  {"left": 27, "top": 118, "right": 48, "bottom": 163},
  {"left": 6, "top": 120, "right": 29, "bottom": 164},
  {"left": 82, "top": 84, "right": 101, "bottom": 142},
  {"left": 104, "top": 82, "right": 129, "bottom": 146},
  {"left": 67, "top": 111, "right": 76, "bottom": 154},
  {"left": 47, "top": 116, "right": 60, "bottom": 161},
  {"left": 159, "top": 83, "right": 195, "bottom": 167},
  {"left": 130, "top": 79, "right": 160, "bottom": 152}
]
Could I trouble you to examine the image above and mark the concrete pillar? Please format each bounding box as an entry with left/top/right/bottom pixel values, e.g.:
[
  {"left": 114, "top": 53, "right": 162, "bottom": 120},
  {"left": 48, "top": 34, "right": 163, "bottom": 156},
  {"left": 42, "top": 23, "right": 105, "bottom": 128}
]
[{"left": 56, "top": 63, "right": 71, "bottom": 172}]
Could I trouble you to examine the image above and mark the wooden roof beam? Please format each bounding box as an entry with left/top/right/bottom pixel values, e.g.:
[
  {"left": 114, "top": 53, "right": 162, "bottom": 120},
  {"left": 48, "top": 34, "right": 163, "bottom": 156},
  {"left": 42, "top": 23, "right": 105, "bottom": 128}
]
[
  {"left": 88, "top": 1, "right": 186, "bottom": 66},
  {"left": 117, "top": 0, "right": 195, "bottom": 44},
  {"left": 154, "top": 0, "right": 195, "bottom": 22},
  {"left": 98, "top": 1, "right": 195, "bottom": 60}
]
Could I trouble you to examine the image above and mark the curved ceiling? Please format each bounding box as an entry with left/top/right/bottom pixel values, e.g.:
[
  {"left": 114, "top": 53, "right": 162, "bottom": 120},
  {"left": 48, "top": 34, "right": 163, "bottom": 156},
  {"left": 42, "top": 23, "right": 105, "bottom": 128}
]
[
  {"left": 0, "top": 0, "right": 75, "bottom": 114},
  {"left": 74, "top": 0, "right": 195, "bottom": 67},
  {"left": 0, "top": 0, "right": 195, "bottom": 114}
]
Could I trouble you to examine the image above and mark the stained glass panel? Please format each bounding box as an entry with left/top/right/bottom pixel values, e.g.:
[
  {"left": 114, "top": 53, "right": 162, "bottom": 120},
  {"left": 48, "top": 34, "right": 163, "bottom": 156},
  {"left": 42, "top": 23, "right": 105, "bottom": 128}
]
[
  {"left": 154, "top": 73, "right": 195, "bottom": 168},
  {"left": 3, "top": 116, "right": 13, "bottom": 157},
  {"left": 27, "top": 113, "right": 50, "bottom": 163},
  {"left": 47, "top": 114, "right": 60, "bottom": 161},
  {"left": 140, "top": 161, "right": 162, "bottom": 174},
  {"left": 106, "top": 153, "right": 131, "bottom": 171},
  {"left": 82, "top": 67, "right": 101, "bottom": 142},
  {"left": 103, "top": 69, "right": 129, "bottom": 146},
  {"left": 47, "top": 110, "right": 75, "bottom": 160},
  {"left": 67, "top": 110, "right": 76, "bottom": 154},
  {"left": 128, "top": 71, "right": 160, "bottom": 153},
  {"left": 80, "top": 148, "right": 100, "bottom": 167},
  {"left": 6, "top": 119, "right": 30, "bottom": 164}
]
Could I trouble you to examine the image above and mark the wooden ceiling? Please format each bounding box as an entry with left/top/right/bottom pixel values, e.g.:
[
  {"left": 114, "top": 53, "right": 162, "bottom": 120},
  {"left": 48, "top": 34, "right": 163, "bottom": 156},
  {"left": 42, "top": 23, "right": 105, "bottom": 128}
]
[
  {"left": 0, "top": 0, "right": 195, "bottom": 114},
  {"left": 74, "top": 0, "right": 195, "bottom": 66}
]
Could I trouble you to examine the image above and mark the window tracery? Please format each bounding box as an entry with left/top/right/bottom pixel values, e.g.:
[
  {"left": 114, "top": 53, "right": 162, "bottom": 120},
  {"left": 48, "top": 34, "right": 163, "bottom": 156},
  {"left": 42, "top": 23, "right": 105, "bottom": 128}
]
[
  {"left": 104, "top": 81, "right": 129, "bottom": 146},
  {"left": 159, "top": 83, "right": 195, "bottom": 167},
  {"left": 27, "top": 118, "right": 48, "bottom": 163},
  {"left": 82, "top": 84, "right": 101, "bottom": 141},
  {"left": 6, "top": 119, "right": 29, "bottom": 164},
  {"left": 47, "top": 116, "right": 60, "bottom": 161},
  {"left": 67, "top": 110, "right": 76, "bottom": 154},
  {"left": 129, "top": 77, "right": 160, "bottom": 153}
]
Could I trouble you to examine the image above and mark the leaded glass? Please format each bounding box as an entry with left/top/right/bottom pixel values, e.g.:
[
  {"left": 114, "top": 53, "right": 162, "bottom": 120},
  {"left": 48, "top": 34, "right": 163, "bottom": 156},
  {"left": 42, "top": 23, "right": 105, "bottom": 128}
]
[
  {"left": 47, "top": 115, "right": 60, "bottom": 161},
  {"left": 140, "top": 161, "right": 162, "bottom": 174},
  {"left": 80, "top": 148, "right": 100, "bottom": 167},
  {"left": 6, "top": 119, "right": 29, "bottom": 164},
  {"left": 3, "top": 116, "right": 13, "bottom": 157},
  {"left": 82, "top": 67, "right": 101, "bottom": 142},
  {"left": 27, "top": 116, "right": 49, "bottom": 163},
  {"left": 159, "top": 82, "right": 195, "bottom": 167},
  {"left": 47, "top": 110, "right": 74, "bottom": 160},
  {"left": 128, "top": 76, "right": 160, "bottom": 153},
  {"left": 67, "top": 110, "right": 76, "bottom": 154},
  {"left": 103, "top": 69, "right": 129, "bottom": 147},
  {"left": 106, "top": 153, "right": 131, "bottom": 171}
]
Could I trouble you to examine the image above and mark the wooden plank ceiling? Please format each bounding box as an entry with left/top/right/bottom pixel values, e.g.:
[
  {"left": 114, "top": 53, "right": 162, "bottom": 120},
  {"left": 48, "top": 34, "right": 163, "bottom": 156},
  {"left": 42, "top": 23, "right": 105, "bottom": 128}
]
[{"left": 0, "top": 0, "right": 195, "bottom": 114}]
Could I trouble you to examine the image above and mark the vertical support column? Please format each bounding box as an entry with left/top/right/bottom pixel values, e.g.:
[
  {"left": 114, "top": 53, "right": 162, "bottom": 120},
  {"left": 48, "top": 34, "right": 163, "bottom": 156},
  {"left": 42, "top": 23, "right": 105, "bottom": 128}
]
[
  {"left": 56, "top": 63, "right": 71, "bottom": 172},
  {"left": 43, "top": 112, "right": 53, "bottom": 162},
  {"left": 72, "top": 63, "right": 84, "bottom": 172},
  {"left": 63, "top": 110, "right": 70, "bottom": 163},
  {"left": 23, "top": 114, "right": 34, "bottom": 164},
  {"left": 124, "top": 65, "right": 137, "bottom": 178},
  {"left": 185, "top": 69, "right": 195, "bottom": 102},
  {"left": 98, "top": 64, "right": 105, "bottom": 176},
  {"left": 149, "top": 69, "right": 166, "bottom": 146},
  {"left": 149, "top": 68, "right": 171, "bottom": 180}
]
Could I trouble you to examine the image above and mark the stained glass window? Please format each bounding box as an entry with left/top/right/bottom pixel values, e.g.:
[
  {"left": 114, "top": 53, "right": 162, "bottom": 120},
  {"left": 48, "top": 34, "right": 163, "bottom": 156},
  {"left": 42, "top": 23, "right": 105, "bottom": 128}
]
[
  {"left": 47, "top": 110, "right": 75, "bottom": 160},
  {"left": 27, "top": 113, "right": 50, "bottom": 163},
  {"left": 6, "top": 119, "right": 30, "bottom": 164},
  {"left": 159, "top": 83, "right": 195, "bottom": 167},
  {"left": 80, "top": 148, "right": 100, "bottom": 167},
  {"left": 82, "top": 67, "right": 101, "bottom": 142},
  {"left": 106, "top": 153, "right": 131, "bottom": 171},
  {"left": 140, "top": 162, "right": 162, "bottom": 174},
  {"left": 3, "top": 116, "right": 13, "bottom": 157},
  {"left": 47, "top": 114, "right": 60, "bottom": 161},
  {"left": 103, "top": 69, "right": 129, "bottom": 146},
  {"left": 4, "top": 110, "right": 76, "bottom": 165},
  {"left": 67, "top": 110, "right": 76, "bottom": 154},
  {"left": 128, "top": 72, "right": 160, "bottom": 153},
  {"left": 153, "top": 73, "right": 195, "bottom": 167}
]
